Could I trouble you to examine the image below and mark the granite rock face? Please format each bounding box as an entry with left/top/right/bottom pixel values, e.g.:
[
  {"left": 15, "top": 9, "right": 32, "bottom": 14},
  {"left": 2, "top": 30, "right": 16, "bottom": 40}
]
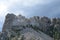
[{"left": 1, "top": 13, "right": 60, "bottom": 40}]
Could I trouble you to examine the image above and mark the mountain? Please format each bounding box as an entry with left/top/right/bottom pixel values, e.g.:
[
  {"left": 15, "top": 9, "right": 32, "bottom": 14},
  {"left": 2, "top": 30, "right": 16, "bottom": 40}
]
[{"left": 0, "top": 13, "right": 60, "bottom": 40}]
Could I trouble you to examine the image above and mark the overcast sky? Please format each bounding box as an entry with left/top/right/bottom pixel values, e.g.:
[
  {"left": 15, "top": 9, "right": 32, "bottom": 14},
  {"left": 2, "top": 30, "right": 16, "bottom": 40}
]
[{"left": 0, "top": 0, "right": 60, "bottom": 31}]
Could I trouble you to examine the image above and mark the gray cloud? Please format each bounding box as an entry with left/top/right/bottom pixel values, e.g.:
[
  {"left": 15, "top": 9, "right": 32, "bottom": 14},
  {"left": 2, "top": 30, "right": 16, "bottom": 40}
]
[{"left": 8, "top": 0, "right": 60, "bottom": 18}]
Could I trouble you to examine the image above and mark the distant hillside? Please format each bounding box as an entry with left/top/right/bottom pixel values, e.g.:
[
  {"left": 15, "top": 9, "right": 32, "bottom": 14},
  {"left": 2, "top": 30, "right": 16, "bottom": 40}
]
[{"left": 0, "top": 13, "right": 60, "bottom": 40}]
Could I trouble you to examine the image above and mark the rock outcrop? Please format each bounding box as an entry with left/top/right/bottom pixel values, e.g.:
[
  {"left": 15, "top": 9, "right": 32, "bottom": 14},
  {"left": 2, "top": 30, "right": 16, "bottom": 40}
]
[{"left": 1, "top": 13, "right": 60, "bottom": 40}]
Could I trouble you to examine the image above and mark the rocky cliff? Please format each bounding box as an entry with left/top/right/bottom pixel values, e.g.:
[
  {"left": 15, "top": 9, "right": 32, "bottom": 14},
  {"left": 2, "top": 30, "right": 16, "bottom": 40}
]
[{"left": 0, "top": 13, "right": 60, "bottom": 40}]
